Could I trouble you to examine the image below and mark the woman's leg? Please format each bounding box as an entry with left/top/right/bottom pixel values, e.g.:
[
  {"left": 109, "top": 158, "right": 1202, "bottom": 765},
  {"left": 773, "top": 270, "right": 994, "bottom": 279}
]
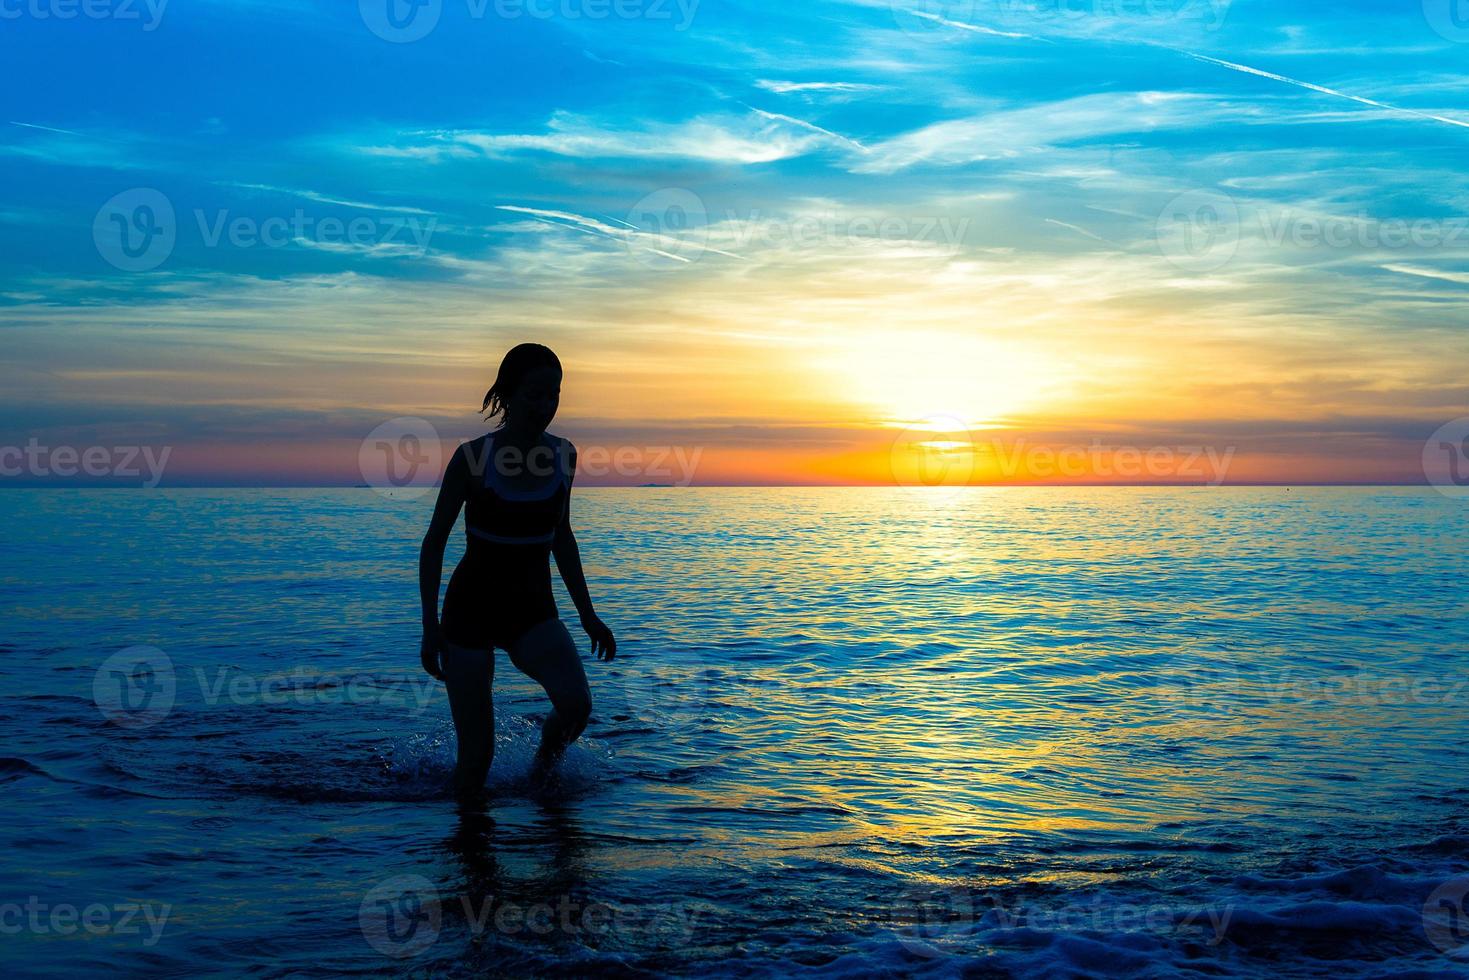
[
  {"left": 441, "top": 640, "right": 495, "bottom": 796},
  {"left": 506, "top": 618, "right": 592, "bottom": 779}
]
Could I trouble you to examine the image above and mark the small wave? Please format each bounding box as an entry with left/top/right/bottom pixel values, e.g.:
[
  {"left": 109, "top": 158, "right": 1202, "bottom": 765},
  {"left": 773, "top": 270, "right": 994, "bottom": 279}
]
[
  {"left": 668, "top": 803, "right": 855, "bottom": 818},
  {"left": 631, "top": 765, "right": 718, "bottom": 784},
  {"left": 0, "top": 757, "right": 50, "bottom": 783}
]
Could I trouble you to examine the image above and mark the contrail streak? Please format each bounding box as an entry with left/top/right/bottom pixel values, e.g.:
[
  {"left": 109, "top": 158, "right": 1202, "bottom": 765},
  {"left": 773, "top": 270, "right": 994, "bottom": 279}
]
[{"left": 1183, "top": 51, "right": 1469, "bottom": 131}]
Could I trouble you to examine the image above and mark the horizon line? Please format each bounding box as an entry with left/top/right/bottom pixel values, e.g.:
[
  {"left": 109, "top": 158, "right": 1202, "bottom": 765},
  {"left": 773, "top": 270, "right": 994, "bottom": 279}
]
[{"left": 0, "top": 482, "right": 1443, "bottom": 490}]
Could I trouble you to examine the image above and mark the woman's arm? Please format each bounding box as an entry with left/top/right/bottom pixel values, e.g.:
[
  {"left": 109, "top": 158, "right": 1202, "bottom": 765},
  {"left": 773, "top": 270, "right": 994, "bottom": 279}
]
[
  {"left": 418, "top": 444, "right": 469, "bottom": 678},
  {"left": 552, "top": 445, "right": 617, "bottom": 660}
]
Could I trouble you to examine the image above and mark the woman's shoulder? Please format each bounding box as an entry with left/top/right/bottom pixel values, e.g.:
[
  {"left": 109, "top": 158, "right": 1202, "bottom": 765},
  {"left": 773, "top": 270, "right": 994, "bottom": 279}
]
[{"left": 454, "top": 434, "right": 492, "bottom": 479}]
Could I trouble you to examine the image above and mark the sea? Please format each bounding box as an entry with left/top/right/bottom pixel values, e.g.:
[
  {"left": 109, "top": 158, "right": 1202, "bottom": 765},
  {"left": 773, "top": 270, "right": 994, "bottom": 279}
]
[{"left": 2, "top": 486, "right": 1467, "bottom": 978}]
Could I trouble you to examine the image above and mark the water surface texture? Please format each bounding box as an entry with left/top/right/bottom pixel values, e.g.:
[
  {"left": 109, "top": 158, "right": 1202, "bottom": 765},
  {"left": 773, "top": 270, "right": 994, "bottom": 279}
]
[{"left": 2, "top": 487, "right": 1467, "bottom": 977}]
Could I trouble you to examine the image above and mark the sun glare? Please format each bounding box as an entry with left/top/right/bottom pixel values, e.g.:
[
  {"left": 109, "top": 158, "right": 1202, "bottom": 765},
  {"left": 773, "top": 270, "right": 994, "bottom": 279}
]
[{"left": 821, "top": 330, "right": 1063, "bottom": 429}]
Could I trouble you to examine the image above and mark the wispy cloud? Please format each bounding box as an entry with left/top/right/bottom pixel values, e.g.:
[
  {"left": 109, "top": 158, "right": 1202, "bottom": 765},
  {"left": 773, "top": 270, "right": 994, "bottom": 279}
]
[
  {"left": 1182, "top": 51, "right": 1469, "bottom": 132},
  {"left": 1381, "top": 264, "right": 1469, "bottom": 285},
  {"left": 496, "top": 204, "right": 747, "bottom": 261},
  {"left": 369, "top": 110, "right": 837, "bottom": 165},
  {"left": 755, "top": 80, "right": 882, "bottom": 95},
  {"left": 9, "top": 120, "right": 85, "bottom": 137},
  {"left": 852, "top": 91, "right": 1251, "bottom": 173},
  {"left": 905, "top": 9, "right": 1035, "bottom": 39},
  {"left": 741, "top": 106, "right": 867, "bottom": 152},
  {"left": 230, "top": 183, "right": 435, "bottom": 215}
]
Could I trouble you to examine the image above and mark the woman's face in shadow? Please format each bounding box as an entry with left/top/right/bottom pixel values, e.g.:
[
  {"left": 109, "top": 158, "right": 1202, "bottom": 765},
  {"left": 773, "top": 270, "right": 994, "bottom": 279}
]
[{"left": 507, "top": 365, "right": 562, "bottom": 432}]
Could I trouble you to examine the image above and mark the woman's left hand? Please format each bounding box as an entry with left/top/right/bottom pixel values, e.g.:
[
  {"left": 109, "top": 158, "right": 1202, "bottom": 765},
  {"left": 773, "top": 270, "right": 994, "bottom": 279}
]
[{"left": 581, "top": 614, "right": 617, "bottom": 661}]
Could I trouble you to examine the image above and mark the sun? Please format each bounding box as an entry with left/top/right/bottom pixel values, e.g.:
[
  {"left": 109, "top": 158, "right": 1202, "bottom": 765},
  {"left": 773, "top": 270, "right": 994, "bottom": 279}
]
[{"left": 821, "top": 329, "right": 1063, "bottom": 429}]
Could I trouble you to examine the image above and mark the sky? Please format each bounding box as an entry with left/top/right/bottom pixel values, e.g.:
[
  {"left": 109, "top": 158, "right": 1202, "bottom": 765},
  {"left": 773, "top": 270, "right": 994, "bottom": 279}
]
[{"left": 1, "top": 0, "right": 1467, "bottom": 486}]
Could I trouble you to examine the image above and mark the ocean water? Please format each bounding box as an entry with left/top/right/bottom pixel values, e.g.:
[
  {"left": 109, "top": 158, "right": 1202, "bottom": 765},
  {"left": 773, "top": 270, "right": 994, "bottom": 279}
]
[{"left": 2, "top": 486, "right": 1467, "bottom": 978}]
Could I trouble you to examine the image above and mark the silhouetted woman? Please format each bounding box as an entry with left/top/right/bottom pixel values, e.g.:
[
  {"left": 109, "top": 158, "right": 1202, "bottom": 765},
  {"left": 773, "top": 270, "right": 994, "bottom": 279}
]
[{"left": 418, "top": 343, "right": 617, "bottom": 796}]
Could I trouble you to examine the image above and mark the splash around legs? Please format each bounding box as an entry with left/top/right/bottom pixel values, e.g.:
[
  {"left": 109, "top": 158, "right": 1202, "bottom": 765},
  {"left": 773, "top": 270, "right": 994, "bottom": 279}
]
[{"left": 507, "top": 617, "right": 593, "bottom": 786}]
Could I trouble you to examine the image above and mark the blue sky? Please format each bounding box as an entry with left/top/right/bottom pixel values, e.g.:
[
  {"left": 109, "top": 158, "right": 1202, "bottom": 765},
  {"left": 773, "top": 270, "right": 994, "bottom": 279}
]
[{"left": 2, "top": 0, "right": 1467, "bottom": 484}]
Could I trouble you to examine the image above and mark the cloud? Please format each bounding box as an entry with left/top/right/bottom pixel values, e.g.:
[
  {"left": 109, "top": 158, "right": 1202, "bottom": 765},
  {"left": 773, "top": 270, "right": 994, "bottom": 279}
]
[
  {"left": 9, "top": 120, "right": 85, "bottom": 137},
  {"left": 755, "top": 80, "right": 883, "bottom": 96},
  {"left": 904, "top": 9, "right": 1035, "bottom": 39},
  {"left": 229, "top": 183, "right": 435, "bottom": 215},
  {"left": 495, "top": 204, "right": 747, "bottom": 261},
  {"left": 1381, "top": 264, "right": 1469, "bottom": 285},
  {"left": 1180, "top": 51, "right": 1469, "bottom": 132},
  {"left": 366, "top": 110, "right": 846, "bottom": 165},
  {"left": 852, "top": 91, "right": 1253, "bottom": 173}
]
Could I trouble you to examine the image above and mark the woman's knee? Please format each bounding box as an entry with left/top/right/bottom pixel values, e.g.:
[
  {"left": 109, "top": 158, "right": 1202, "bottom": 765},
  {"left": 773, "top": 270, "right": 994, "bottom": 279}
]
[{"left": 560, "top": 686, "right": 592, "bottom": 729}]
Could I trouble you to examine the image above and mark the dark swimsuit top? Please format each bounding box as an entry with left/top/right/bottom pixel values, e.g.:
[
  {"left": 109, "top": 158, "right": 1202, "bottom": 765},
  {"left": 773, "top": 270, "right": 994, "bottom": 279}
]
[{"left": 463, "top": 431, "right": 571, "bottom": 548}]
